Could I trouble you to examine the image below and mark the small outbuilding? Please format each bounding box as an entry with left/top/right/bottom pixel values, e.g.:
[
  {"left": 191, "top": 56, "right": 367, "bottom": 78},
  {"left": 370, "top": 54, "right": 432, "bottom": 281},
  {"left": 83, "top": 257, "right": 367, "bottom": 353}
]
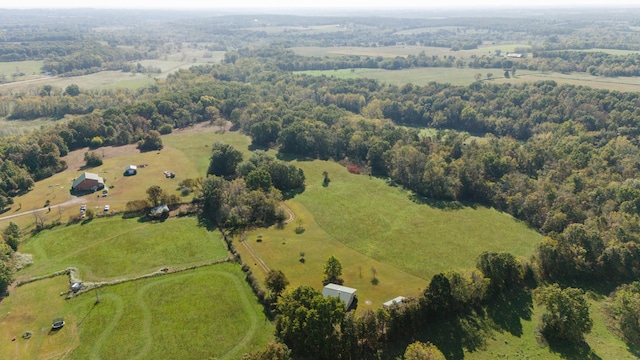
[
  {"left": 149, "top": 204, "right": 170, "bottom": 218},
  {"left": 322, "top": 283, "right": 357, "bottom": 310},
  {"left": 124, "top": 165, "right": 137, "bottom": 176},
  {"left": 71, "top": 282, "right": 83, "bottom": 292},
  {"left": 383, "top": 296, "right": 406, "bottom": 307},
  {"left": 71, "top": 172, "right": 105, "bottom": 192}
]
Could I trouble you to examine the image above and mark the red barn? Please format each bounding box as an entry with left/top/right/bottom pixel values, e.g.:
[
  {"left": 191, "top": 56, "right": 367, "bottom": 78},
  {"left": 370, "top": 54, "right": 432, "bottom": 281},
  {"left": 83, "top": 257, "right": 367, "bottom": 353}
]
[{"left": 71, "top": 172, "right": 105, "bottom": 192}]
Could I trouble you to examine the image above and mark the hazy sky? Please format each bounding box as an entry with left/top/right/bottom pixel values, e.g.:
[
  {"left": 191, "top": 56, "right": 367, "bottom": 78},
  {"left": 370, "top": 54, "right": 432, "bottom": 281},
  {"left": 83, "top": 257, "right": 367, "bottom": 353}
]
[{"left": 4, "top": 0, "right": 640, "bottom": 9}]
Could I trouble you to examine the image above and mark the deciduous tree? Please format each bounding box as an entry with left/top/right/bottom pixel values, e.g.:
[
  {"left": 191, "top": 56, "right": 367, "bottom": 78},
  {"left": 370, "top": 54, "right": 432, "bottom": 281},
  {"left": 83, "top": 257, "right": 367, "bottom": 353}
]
[
  {"left": 536, "top": 284, "right": 592, "bottom": 343},
  {"left": 323, "top": 255, "right": 344, "bottom": 285}
]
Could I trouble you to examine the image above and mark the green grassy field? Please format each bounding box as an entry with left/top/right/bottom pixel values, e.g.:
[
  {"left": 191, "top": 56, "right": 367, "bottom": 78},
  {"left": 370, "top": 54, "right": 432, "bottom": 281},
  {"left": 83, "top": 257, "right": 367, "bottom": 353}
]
[
  {"left": 0, "top": 60, "right": 44, "bottom": 79},
  {"left": 18, "top": 216, "right": 228, "bottom": 281},
  {"left": 239, "top": 159, "right": 542, "bottom": 308},
  {"left": 0, "top": 264, "right": 273, "bottom": 360},
  {"left": 292, "top": 44, "right": 530, "bottom": 60},
  {"left": 0, "top": 47, "right": 223, "bottom": 94},
  {"left": 295, "top": 68, "right": 485, "bottom": 86},
  {"left": 572, "top": 48, "right": 640, "bottom": 55},
  {"left": 296, "top": 67, "right": 640, "bottom": 91},
  {"left": 163, "top": 128, "right": 253, "bottom": 175},
  {"left": 463, "top": 297, "right": 636, "bottom": 360}
]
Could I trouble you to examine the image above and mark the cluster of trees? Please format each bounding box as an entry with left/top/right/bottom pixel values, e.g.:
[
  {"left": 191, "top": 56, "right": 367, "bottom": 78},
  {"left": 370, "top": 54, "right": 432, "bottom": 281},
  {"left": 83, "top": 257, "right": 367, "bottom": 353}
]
[
  {"left": 258, "top": 251, "right": 591, "bottom": 359},
  {"left": 605, "top": 281, "right": 640, "bottom": 345},
  {"left": 0, "top": 223, "right": 20, "bottom": 295},
  {"left": 196, "top": 145, "right": 304, "bottom": 233}
]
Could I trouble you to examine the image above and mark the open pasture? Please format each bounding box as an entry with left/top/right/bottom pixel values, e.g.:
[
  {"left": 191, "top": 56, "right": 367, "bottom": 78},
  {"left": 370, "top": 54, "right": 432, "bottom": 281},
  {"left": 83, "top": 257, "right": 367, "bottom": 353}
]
[
  {"left": 292, "top": 44, "right": 530, "bottom": 59},
  {"left": 240, "top": 159, "right": 542, "bottom": 308},
  {"left": 292, "top": 45, "right": 459, "bottom": 58},
  {"left": 0, "top": 60, "right": 45, "bottom": 84},
  {"left": 573, "top": 48, "right": 640, "bottom": 56},
  {"left": 462, "top": 298, "right": 635, "bottom": 360},
  {"left": 18, "top": 216, "right": 228, "bottom": 281},
  {"left": 0, "top": 264, "right": 273, "bottom": 360},
  {"left": 0, "top": 48, "right": 223, "bottom": 94},
  {"left": 296, "top": 67, "right": 640, "bottom": 91}
]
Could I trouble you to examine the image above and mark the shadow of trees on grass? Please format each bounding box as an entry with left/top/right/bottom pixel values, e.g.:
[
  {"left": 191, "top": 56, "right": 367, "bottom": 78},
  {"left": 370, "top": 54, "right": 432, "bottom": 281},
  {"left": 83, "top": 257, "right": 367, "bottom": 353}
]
[{"left": 486, "top": 287, "right": 533, "bottom": 337}]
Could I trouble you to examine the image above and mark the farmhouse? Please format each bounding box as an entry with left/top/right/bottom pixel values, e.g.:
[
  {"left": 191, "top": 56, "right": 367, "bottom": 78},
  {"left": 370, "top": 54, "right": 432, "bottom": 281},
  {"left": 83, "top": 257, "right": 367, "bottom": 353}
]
[
  {"left": 124, "top": 165, "right": 137, "bottom": 176},
  {"left": 506, "top": 52, "right": 523, "bottom": 58},
  {"left": 322, "top": 283, "right": 357, "bottom": 309},
  {"left": 71, "top": 172, "right": 105, "bottom": 192},
  {"left": 383, "top": 296, "right": 406, "bottom": 307}
]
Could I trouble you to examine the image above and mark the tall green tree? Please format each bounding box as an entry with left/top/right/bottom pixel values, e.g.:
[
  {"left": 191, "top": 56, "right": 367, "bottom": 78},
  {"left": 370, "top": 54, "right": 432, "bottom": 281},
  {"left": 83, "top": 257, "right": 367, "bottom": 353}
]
[
  {"left": 276, "top": 286, "right": 345, "bottom": 359},
  {"left": 403, "top": 341, "right": 446, "bottom": 360},
  {"left": 265, "top": 269, "right": 289, "bottom": 298},
  {"left": 146, "top": 185, "right": 164, "bottom": 207},
  {"left": 536, "top": 284, "right": 593, "bottom": 343},
  {"left": 207, "top": 142, "right": 243, "bottom": 178},
  {"left": 476, "top": 251, "right": 521, "bottom": 294},
  {"left": 323, "top": 255, "right": 344, "bottom": 285}
]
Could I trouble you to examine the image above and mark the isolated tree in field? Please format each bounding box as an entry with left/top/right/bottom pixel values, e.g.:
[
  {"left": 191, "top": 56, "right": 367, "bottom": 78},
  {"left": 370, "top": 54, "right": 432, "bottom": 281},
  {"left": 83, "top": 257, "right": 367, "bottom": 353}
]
[
  {"left": 146, "top": 185, "right": 164, "bottom": 206},
  {"left": 64, "top": 84, "right": 80, "bottom": 96},
  {"left": 322, "top": 171, "right": 330, "bottom": 187},
  {"left": 207, "top": 142, "right": 243, "bottom": 178},
  {"left": 536, "top": 284, "right": 592, "bottom": 343},
  {"left": 84, "top": 151, "right": 103, "bottom": 167},
  {"left": 404, "top": 341, "right": 446, "bottom": 360},
  {"left": 323, "top": 255, "right": 344, "bottom": 285},
  {"left": 137, "top": 130, "right": 163, "bottom": 151},
  {"left": 511, "top": 66, "right": 517, "bottom": 77},
  {"left": 486, "top": 72, "right": 493, "bottom": 80},
  {"left": 266, "top": 269, "right": 290, "bottom": 298}
]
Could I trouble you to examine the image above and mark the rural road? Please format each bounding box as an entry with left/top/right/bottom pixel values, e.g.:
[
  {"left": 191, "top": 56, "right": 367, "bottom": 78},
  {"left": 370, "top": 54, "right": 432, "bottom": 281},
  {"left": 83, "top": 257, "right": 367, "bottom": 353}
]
[
  {"left": 0, "top": 197, "right": 83, "bottom": 222},
  {"left": 0, "top": 75, "right": 56, "bottom": 88}
]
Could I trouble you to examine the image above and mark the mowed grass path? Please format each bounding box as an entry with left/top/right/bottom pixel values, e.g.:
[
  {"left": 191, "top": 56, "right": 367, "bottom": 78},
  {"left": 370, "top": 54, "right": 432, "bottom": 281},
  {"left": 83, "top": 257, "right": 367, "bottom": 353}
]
[
  {"left": 19, "top": 216, "right": 228, "bottom": 281},
  {"left": 0, "top": 264, "right": 273, "bottom": 360}
]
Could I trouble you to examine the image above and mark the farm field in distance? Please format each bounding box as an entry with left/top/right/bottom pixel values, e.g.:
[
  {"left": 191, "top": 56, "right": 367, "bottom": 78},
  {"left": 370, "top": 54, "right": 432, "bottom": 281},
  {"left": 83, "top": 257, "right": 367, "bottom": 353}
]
[{"left": 296, "top": 67, "right": 640, "bottom": 91}]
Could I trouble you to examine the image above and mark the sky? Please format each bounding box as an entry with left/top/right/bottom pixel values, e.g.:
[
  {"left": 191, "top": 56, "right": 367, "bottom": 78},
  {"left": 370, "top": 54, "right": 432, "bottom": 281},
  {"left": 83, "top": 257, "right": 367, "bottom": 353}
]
[{"left": 4, "top": 0, "right": 640, "bottom": 9}]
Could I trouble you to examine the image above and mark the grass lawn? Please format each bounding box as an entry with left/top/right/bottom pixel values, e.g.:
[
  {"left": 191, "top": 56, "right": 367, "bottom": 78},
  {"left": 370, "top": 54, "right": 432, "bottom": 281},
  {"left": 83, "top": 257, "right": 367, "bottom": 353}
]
[
  {"left": 18, "top": 216, "right": 228, "bottom": 281},
  {"left": 163, "top": 127, "right": 252, "bottom": 175},
  {"left": 239, "top": 159, "right": 542, "bottom": 309},
  {"left": 0, "top": 264, "right": 273, "bottom": 360},
  {"left": 464, "top": 296, "right": 636, "bottom": 360},
  {"left": 0, "top": 60, "right": 45, "bottom": 84}
]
